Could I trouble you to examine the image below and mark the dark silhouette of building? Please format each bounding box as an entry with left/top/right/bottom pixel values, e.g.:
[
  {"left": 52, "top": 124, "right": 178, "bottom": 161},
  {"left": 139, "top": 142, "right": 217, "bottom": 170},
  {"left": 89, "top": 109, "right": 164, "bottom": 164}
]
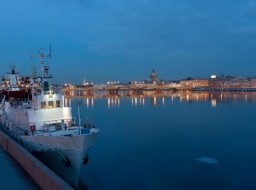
[{"left": 150, "top": 69, "right": 158, "bottom": 84}]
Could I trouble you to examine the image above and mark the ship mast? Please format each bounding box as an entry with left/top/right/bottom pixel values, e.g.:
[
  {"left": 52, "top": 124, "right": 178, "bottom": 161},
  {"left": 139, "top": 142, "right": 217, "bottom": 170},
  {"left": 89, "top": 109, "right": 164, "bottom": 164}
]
[
  {"left": 30, "top": 47, "right": 52, "bottom": 93},
  {"left": 39, "top": 48, "right": 52, "bottom": 80}
]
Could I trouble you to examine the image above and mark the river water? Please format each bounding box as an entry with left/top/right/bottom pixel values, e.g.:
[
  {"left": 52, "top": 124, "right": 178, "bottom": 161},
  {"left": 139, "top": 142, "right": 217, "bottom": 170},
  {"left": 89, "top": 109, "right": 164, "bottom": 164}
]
[
  {"left": 74, "top": 91, "right": 256, "bottom": 190},
  {"left": 1, "top": 91, "right": 256, "bottom": 190}
]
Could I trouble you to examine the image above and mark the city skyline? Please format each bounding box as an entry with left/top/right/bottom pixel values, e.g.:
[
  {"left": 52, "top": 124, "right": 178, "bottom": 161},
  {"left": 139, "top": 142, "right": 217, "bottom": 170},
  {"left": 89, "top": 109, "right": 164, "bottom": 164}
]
[{"left": 1, "top": 0, "right": 256, "bottom": 84}]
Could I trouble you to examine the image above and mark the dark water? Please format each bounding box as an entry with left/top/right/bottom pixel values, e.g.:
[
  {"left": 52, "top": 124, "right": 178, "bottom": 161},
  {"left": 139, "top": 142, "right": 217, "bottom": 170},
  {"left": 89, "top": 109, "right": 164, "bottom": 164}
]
[
  {"left": 0, "top": 149, "right": 39, "bottom": 190},
  {"left": 74, "top": 92, "right": 256, "bottom": 190}
]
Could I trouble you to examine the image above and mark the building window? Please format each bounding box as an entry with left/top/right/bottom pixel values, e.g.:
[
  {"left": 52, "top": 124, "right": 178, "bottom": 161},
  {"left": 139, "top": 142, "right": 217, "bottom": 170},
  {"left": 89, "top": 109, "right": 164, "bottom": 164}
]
[
  {"left": 56, "top": 100, "right": 61, "bottom": 108},
  {"left": 41, "top": 101, "right": 46, "bottom": 109},
  {"left": 48, "top": 101, "right": 54, "bottom": 108}
]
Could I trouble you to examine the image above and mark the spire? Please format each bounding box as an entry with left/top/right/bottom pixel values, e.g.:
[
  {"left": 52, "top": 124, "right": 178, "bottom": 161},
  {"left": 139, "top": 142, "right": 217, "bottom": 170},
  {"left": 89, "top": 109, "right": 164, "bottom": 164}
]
[
  {"left": 83, "top": 77, "right": 87, "bottom": 85},
  {"left": 150, "top": 69, "right": 158, "bottom": 84}
]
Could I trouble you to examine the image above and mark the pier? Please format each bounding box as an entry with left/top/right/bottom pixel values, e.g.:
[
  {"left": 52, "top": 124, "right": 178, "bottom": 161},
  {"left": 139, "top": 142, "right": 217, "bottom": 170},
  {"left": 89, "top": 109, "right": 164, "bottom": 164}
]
[{"left": 0, "top": 129, "right": 73, "bottom": 190}]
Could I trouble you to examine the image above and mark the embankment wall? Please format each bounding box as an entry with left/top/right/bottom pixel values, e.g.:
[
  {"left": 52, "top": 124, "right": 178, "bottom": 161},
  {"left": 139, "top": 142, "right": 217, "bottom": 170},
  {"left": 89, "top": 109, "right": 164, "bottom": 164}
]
[{"left": 0, "top": 130, "right": 73, "bottom": 190}]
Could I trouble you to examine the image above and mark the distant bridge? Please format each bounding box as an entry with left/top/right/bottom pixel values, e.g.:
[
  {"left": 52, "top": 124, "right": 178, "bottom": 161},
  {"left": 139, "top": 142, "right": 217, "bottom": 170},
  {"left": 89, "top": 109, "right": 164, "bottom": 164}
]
[{"left": 63, "top": 84, "right": 178, "bottom": 97}]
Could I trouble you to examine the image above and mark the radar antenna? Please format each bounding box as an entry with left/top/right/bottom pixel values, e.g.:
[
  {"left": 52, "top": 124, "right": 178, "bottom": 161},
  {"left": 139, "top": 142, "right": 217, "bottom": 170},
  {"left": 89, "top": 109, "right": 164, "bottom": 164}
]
[{"left": 31, "top": 47, "right": 53, "bottom": 80}]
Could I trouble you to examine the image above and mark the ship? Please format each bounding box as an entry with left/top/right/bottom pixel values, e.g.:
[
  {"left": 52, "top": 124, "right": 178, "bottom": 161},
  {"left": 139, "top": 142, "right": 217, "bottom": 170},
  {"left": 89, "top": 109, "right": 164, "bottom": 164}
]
[{"left": 0, "top": 48, "right": 99, "bottom": 188}]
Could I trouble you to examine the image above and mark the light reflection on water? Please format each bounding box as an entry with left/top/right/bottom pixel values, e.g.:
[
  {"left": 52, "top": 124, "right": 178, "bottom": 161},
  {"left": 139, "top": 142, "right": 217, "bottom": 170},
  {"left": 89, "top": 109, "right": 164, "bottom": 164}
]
[
  {"left": 67, "top": 91, "right": 256, "bottom": 110},
  {"left": 69, "top": 91, "right": 256, "bottom": 190}
]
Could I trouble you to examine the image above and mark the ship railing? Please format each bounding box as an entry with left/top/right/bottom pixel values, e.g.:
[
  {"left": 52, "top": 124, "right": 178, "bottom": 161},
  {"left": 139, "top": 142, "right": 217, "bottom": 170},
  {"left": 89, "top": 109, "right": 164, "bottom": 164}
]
[
  {"left": 41, "top": 118, "right": 74, "bottom": 132},
  {"left": 1, "top": 123, "right": 29, "bottom": 142},
  {"left": 42, "top": 119, "right": 72, "bottom": 125},
  {"left": 32, "top": 88, "right": 62, "bottom": 96},
  {"left": 10, "top": 99, "right": 32, "bottom": 109},
  {"left": 1, "top": 119, "right": 95, "bottom": 137},
  {"left": 40, "top": 118, "right": 94, "bottom": 134},
  {"left": 43, "top": 86, "right": 62, "bottom": 95}
]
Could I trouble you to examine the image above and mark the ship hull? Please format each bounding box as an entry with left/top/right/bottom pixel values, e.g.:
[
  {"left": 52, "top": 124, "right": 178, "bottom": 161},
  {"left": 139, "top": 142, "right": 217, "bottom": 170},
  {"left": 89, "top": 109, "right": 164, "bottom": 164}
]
[{"left": 20, "top": 133, "right": 97, "bottom": 187}]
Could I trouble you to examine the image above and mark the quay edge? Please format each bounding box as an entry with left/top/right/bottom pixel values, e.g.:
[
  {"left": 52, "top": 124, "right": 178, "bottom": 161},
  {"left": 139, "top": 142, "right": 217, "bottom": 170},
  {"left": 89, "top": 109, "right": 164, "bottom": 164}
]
[{"left": 0, "top": 129, "right": 73, "bottom": 190}]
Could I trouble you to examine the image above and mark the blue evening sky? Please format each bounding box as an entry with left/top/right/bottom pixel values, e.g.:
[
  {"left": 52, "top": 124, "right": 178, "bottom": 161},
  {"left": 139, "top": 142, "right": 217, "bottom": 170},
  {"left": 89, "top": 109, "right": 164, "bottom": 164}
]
[{"left": 0, "top": 0, "right": 256, "bottom": 84}]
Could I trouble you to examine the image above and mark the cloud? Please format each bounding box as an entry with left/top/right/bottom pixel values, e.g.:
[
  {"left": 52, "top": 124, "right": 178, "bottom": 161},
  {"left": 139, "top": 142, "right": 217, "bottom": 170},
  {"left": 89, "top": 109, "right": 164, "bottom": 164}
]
[
  {"left": 33, "top": 0, "right": 95, "bottom": 9},
  {"left": 7, "top": 0, "right": 255, "bottom": 62}
]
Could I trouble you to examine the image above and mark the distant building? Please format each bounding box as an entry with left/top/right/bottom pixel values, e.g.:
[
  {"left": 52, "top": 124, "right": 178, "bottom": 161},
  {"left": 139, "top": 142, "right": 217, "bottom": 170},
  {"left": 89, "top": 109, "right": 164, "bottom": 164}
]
[
  {"left": 150, "top": 69, "right": 158, "bottom": 84},
  {"left": 180, "top": 78, "right": 209, "bottom": 89},
  {"left": 208, "top": 75, "right": 256, "bottom": 89},
  {"left": 208, "top": 76, "right": 226, "bottom": 89}
]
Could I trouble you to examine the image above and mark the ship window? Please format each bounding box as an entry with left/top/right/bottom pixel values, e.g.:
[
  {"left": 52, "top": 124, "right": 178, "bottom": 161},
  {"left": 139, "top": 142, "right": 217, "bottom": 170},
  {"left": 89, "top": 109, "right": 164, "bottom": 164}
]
[
  {"left": 41, "top": 101, "right": 46, "bottom": 109},
  {"left": 48, "top": 101, "right": 54, "bottom": 108},
  {"left": 56, "top": 100, "right": 61, "bottom": 107}
]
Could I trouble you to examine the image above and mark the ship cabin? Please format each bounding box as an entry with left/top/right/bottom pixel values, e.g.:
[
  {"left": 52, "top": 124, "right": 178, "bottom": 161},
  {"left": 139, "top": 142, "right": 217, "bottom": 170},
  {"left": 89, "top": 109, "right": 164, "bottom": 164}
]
[
  {"left": 33, "top": 82, "right": 63, "bottom": 110},
  {"left": 4, "top": 81, "right": 74, "bottom": 134}
]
